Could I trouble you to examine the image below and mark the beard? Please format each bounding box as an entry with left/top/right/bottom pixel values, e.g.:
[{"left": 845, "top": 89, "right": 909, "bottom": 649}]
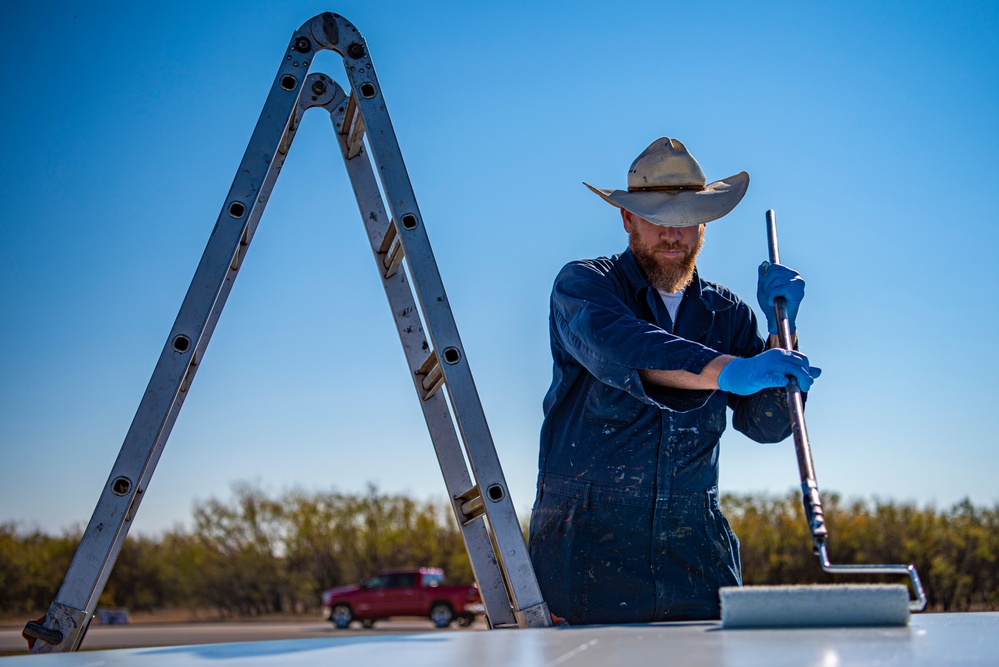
[{"left": 629, "top": 228, "right": 703, "bottom": 293}]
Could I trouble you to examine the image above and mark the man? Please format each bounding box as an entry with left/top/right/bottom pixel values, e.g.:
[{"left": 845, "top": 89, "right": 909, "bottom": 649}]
[{"left": 528, "top": 137, "right": 820, "bottom": 624}]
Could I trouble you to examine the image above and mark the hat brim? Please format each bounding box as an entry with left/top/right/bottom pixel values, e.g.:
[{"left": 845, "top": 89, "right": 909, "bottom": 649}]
[{"left": 583, "top": 171, "right": 750, "bottom": 227}]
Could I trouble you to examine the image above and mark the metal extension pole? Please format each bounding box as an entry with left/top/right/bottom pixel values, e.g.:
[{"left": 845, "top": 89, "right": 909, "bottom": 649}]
[
  {"left": 765, "top": 209, "right": 926, "bottom": 611},
  {"left": 765, "top": 210, "right": 827, "bottom": 550}
]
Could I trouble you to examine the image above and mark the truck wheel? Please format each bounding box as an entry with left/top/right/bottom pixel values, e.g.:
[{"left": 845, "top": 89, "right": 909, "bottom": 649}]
[
  {"left": 331, "top": 604, "right": 353, "bottom": 629},
  {"left": 430, "top": 603, "right": 454, "bottom": 628},
  {"left": 456, "top": 613, "right": 474, "bottom": 627}
]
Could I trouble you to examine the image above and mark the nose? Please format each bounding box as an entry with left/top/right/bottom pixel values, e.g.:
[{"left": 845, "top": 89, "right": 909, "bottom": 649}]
[{"left": 659, "top": 226, "right": 682, "bottom": 241}]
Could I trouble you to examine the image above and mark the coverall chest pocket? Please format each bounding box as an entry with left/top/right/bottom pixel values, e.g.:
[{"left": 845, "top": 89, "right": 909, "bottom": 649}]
[{"left": 584, "top": 380, "right": 643, "bottom": 427}]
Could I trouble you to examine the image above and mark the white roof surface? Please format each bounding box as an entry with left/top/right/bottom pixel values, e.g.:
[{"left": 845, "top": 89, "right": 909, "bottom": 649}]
[{"left": 4, "top": 613, "right": 996, "bottom": 667}]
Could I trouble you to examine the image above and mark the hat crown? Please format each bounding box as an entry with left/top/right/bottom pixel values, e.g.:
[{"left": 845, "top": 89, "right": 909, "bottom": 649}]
[{"left": 627, "top": 137, "right": 706, "bottom": 191}]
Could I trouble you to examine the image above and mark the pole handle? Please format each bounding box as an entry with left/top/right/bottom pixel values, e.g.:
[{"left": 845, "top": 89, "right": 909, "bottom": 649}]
[{"left": 766, "top": 210, "right": 794, "bottom": 349}]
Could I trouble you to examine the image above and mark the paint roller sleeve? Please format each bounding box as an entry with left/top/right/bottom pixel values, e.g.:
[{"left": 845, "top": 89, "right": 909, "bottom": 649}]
[{"left": 719, "top": 584, "right": 911, "bottom": 629}]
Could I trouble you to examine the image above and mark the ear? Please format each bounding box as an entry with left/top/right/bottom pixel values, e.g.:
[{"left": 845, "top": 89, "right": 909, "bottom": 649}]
[{"left": 621, "top": 208, "right": 633, "bottom": 233}]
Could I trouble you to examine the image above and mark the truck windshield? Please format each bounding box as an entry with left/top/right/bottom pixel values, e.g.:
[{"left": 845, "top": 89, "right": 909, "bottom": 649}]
[{"left": 422, "top": 571, "right": 444, "bottom": 587}]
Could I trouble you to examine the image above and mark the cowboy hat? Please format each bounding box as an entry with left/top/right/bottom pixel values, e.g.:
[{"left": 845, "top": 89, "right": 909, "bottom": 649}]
[{"left": 583, "top": 137, "right": 749, "bottom": 227}]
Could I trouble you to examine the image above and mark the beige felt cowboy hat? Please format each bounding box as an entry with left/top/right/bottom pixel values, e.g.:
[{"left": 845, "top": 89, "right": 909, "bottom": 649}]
[{"left": 583, "top": 137, "right": 750, "bottom": 228}]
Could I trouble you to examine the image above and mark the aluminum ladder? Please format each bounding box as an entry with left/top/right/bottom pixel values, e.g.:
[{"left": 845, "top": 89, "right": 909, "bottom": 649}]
[{"left": 24, "top": 12, "right": 551, "bottom": 654}]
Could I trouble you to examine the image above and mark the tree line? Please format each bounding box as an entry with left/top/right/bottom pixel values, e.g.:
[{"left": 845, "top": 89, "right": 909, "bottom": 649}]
[{"left": 2, "top": 484, "right": 996, "bottom": 618}]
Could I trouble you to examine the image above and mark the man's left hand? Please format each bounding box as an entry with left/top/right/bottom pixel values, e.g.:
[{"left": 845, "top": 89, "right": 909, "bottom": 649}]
[
  {"left": 717, "top": 348, "right": 821, "bottom": 395},
  {"left": 757, "top": 261, "right": 805, "bottom": 334}
]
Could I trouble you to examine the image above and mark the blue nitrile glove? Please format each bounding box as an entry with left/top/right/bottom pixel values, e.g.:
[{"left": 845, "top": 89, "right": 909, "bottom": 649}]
[
  {"left": 717, "top": 348, "right": 821, "bottom": 395},
  {"left": 757, "top": 261, "right": 805, "bottom": 334}
]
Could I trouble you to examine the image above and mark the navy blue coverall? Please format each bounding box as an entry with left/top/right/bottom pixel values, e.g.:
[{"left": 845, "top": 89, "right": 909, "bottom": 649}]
[{"left": 529, "top": 249, "right": 793, "bottom": 624}]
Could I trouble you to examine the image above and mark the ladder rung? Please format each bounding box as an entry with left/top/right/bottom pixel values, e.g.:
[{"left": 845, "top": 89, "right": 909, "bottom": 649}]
[
  {"left": 416, "top": 351, "right": 445, "bottom": 399},
  {"left": 377, "top": 221, "right": 404, "bottom": 278},
  {"left": 456, "top": 485, "right": 485, "bottom": 524},
  {"left": 340, "top": 92, "right": 357, "bottom": 136},
  {"left": 178, "top": 352, "right": 198, "bottom": 394},
  {"left": 377, "top": 219, "right": 397, "bottom": 254},
  {"left": 383, "top": 238, "right": 404, "bottom": 278},
  {"left": 278, "top": 104, "right": 298, "bottom": 157},
  {"left": 421, "top": 371, "right": 444, "bottom": 399},
  {"left": 341, "top": 92, "right": 366, "bottom": 159},
  {"left": 230, "top": 226, "right": 250, "bottom": 272}
]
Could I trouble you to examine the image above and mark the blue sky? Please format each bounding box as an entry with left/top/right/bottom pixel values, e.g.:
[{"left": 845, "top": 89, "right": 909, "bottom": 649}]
[{"left": 2, "top": 1, "right": 997, "bottom": 536}]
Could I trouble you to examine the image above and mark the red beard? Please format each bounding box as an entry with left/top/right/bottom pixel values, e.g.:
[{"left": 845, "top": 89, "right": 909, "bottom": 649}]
[{"left": 629, "top": 232, "right": 703, "bottom": 293}]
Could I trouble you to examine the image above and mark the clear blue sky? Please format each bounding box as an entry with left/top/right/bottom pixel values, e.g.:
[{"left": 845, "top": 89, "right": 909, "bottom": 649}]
[{"left": 2, "top": 1, "right": 997, "bottom": 536}]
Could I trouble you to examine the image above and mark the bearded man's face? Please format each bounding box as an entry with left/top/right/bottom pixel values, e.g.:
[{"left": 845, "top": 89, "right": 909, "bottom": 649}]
[{"left": 624, "top": 211, "right": 704, "bottom": 292}]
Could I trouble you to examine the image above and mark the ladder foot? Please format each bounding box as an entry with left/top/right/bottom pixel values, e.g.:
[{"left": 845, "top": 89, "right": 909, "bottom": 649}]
[
  {"left": 515, "top": 602, "right": 554, "bottom": 628},
  {"left": 22, "top": 617, "right": 62, "bottom": 649}
]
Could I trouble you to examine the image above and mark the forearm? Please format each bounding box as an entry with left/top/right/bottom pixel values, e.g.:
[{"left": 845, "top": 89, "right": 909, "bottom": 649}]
[
  {"left": 639, "top": 355, "right": 734, "bottom": 391},
  {"left": 641, "top": 339, "right": 791, "bottom": 391}
]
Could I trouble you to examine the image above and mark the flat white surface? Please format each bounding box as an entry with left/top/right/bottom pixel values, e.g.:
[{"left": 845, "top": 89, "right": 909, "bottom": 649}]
[{"left": 4, "top": 613, "right": 997, "bottom": 666}]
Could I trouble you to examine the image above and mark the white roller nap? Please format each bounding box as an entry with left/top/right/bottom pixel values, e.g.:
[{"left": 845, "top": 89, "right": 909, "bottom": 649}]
[{"left": 720, "top": 584, "right": 911, "bottom": 629}]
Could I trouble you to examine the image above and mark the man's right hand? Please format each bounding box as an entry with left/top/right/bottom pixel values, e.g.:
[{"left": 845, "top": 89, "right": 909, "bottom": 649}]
[{"left": 716, "top": 348, "right": 821, "bottom": 395}]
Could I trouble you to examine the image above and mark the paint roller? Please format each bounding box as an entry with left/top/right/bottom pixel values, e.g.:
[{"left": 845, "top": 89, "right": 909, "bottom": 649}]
[{"left": 718, "top": 210, "right": 927, "bottom": 629}]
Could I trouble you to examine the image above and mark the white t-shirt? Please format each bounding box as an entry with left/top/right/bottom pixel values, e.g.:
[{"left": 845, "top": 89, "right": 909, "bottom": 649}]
[{"left": 656, "top": 288, "right": 684, "bottom": 331}]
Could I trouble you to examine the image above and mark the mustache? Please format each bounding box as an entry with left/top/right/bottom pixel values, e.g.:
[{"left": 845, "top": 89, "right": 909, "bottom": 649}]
[{"left": 654, "top": 241, "right": 688, "bottom": 252}]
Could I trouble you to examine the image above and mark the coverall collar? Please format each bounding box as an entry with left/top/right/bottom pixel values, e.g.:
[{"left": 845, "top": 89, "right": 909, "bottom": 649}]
[{"left": 619, "top": 248, "right": 737, "bottom": 316}]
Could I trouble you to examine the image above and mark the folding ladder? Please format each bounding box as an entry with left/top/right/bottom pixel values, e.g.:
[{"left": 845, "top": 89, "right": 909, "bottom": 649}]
[{"left": 24, "top": 12, "right": 551, "bottom": 653}]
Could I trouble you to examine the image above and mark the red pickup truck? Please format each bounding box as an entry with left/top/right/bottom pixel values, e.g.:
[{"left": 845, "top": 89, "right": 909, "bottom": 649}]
[{"left": 321, "top": 567, "right": 483, "bottom": 628}]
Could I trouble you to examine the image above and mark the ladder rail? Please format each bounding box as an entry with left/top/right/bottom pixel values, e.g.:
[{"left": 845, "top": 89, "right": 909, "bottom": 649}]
[
  {"left": 26, "top": 22, "right": 322, "bottom": 655},
  {"left": 337, "top": 36, "right": 551, "bottom": 629},
  {"left": 303, "top": 74, "right": 518, "bottom": 626}
]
